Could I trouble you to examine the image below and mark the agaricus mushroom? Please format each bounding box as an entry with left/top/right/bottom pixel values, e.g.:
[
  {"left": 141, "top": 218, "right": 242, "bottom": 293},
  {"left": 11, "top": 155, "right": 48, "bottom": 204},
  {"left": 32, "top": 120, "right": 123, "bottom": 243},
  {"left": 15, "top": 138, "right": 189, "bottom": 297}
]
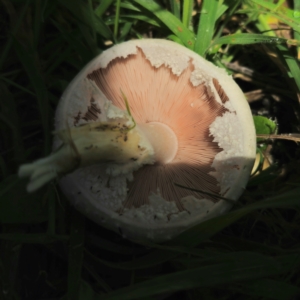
[{"left": 19, "top": 39, "right": 256, "bottom": 242}]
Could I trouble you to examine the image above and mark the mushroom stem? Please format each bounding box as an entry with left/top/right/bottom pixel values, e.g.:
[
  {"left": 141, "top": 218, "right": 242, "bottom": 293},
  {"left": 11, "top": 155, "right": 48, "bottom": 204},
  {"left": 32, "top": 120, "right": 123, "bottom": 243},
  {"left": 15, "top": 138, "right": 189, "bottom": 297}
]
[{"left": 19, "top": 121, "right": 155, "bottom": 192}]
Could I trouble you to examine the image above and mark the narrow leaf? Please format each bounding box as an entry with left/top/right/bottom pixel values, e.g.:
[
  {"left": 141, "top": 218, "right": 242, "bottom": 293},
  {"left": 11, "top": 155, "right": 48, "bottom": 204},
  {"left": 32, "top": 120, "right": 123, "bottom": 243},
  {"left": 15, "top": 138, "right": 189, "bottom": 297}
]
[
  {"left": 195, "top": 0, "right": 219, "bottom": 56},
  {"left": 212, "top": 33, "right": 288, "bottom": 47},
  {"left": 132, "top": 0, "right": 195, "bottom": 49}
]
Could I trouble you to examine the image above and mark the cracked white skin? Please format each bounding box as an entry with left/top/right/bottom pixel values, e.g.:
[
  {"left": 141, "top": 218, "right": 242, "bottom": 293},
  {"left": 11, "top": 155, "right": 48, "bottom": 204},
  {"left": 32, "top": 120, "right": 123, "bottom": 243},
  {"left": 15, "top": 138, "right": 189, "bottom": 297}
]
[{"left": 19, "top": 39, "right": 256, "bottom": 242}]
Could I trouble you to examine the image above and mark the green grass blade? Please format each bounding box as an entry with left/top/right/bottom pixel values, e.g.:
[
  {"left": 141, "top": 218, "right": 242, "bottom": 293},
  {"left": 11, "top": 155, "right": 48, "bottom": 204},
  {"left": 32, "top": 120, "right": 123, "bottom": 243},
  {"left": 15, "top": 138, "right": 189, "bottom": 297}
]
[
  {"left": 0, "top": 176, "right": 48, "bottom": 224},
  {"left": 85, "top": 248, "right": 177, "bottom": 270},
  {"left": 212, "top": 32, "right": 290, "bottom": 47},
  {"left": 194, "top": 0, "right": 219, "bottom": 56},
  {"left": 0, "top": 0, "right": 31, "bottom": 70},
  {"left": 0, "top": 83, "right": 25, "bottom": 162},
  {"left": 119, "top": 1, "right": 142, "bottom": 12},
  {"left": 114, "top": 0, "right": 121, "bottom": 39},
  {"left": 0, "top": 233, "right": 69, "bottom": 243},
  {"left": 216, "top": 2, "right": 228, "bottom": 20},
  {"left": 214, "top": 234, "right": 297, "bottom": 255},
  {"left": 47, "top": 186, "right": 57, "bottom": 235},
  {"left": 170, "top": 187, "right": 300, "bottom": 247},
  {"left": 276, "top": 44, "right": 300, "bottom": 92},
  {"left": 167, "top": 34, "right": 185, "bottom": 45},
  {"left": 182, "top": 0, "right": 193, "bottom": 28},
  {"left": 294, "top": 0, "right": 300, "bottom": 46},
  {"left": 67, "top": 209, "right": 85, "bottom": 300},
  {"left": 33, "top": 0, "right": 44, "bottom": 47},
  {"left": 212, "top": 0, "right": 242, "bottom": 49},
  {"left": 0, "top": 156, "right": 7, "bottom": 178},
  {"left": 11, "top": 38, "right": 51, "bottom": 154},
  {"left": 83, "top": 267, "right": 113, "bottom": 293},
  {"left": 118, "top": 21, "right": 133, "bottom": 42},
  {"left": 94, "top": 0, "right": 115, "bottom": 17},
  {"left": 44, "top": 44, "right": 73, "bottom": 76},
  {"left": 132, "top": 0, "right": 195, "bottom": 49},
  {"left": 59, "top": 0, "right": 113, "bottom": 47},
  {"left": 249, "top": 0, "right": 300, "bottom": 33},
  {"left": 233, "top": 278, "right": 300, "bottom": 300},
  {"left": 99, "top": 253, "right": 300, "bottom": 300},
  {"left": 169, "top": 0, "right": 181, "bottom": 19},
  {"left": 110, "top": 14, "right": 161, "bottom": 27},
  {"left": 0, "top": 75, "right": 36, "bottom": 96},
  {"left": 248, "top": 163, "right": 279, "bottom": 187},
  {"left": 51, "top": 21, "right": 94, "bottom": 66},
  {"left": 172, "top": 251, "right": 300, "bottom": 267},
  {"left": 79, "top": 280, "right": 99, "bottom": 299},
  {"left": 59, "top": 0, "right": 96, "bottom": 52},
  {"left": 85, "top": 233, "right": 143, "bottom": 255}
]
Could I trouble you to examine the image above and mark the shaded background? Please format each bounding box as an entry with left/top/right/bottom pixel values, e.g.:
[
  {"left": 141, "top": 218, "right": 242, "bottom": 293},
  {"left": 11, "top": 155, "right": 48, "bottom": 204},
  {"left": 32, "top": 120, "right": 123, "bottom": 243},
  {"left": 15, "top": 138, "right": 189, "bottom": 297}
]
[{"left": 1, "top": 0, "right": 300, "bottom": 299}]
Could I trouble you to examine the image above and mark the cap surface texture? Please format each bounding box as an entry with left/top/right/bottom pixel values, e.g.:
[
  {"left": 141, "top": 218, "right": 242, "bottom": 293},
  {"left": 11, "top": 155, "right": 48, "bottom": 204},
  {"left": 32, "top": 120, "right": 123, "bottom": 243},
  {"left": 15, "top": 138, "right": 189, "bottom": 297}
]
[{"left": 55, "top": 39, "right": 256, "bottom": 242}]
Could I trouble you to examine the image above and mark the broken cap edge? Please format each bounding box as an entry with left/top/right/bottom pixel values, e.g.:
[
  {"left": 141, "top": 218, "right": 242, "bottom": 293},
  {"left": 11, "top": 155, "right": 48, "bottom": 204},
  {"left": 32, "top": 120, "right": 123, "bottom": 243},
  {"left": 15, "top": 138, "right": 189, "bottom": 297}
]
[{"left": 55, "top": 39, "right": 256, "bottom": 242}]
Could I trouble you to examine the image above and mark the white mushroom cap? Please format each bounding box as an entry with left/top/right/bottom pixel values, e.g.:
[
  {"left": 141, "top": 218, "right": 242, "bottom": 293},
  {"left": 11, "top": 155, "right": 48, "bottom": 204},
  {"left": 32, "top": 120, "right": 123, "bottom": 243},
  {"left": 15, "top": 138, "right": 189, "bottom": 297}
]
[{"left": 55, "top": 39, "right": 256, "bottom": 242}]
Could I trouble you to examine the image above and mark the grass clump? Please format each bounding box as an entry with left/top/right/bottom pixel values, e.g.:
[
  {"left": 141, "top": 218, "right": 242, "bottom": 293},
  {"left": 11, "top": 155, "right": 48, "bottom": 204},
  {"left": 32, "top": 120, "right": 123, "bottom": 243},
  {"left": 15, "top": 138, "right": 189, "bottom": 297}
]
[{"left": 1, "top": 0, "right": 300, "bottom": 299}]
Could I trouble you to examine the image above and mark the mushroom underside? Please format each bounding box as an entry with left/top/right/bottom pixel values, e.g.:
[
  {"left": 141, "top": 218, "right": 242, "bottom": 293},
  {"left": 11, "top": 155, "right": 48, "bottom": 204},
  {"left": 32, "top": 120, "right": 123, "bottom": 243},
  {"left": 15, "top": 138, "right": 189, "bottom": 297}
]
[{"left": 67, "top": 48, "right": 241, "bottom": 218}]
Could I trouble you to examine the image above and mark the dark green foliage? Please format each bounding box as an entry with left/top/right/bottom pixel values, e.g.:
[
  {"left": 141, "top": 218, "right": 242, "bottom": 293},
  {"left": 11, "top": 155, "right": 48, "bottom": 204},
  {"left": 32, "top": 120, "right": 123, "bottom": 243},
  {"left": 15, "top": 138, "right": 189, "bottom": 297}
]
[{"left": 1, "top": 1, "right": 300, "bottom": 299}]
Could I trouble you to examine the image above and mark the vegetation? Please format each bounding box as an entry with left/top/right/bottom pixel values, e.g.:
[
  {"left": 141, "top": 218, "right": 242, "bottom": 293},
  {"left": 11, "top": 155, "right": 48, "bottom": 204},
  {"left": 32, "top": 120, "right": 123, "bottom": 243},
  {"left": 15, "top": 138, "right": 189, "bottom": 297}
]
[{"left": 1, "top": 0, "right": 300, "bottom": 299}]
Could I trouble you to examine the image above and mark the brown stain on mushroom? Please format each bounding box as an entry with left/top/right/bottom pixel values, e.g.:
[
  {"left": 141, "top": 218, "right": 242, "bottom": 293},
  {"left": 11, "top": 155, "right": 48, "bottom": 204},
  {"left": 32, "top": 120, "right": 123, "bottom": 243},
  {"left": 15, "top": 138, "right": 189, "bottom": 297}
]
[
  {"left": 82, "top": 97, "right": 101, "bottom": 122},
  {"left": 87, "top": 49, "right": 230, "bottom": 211},
  {"left": 73, "top": 111, "right": 82, "bottom": 126},
  {"left": 212, "top": 78, "right": 229, "bottom": 104}
]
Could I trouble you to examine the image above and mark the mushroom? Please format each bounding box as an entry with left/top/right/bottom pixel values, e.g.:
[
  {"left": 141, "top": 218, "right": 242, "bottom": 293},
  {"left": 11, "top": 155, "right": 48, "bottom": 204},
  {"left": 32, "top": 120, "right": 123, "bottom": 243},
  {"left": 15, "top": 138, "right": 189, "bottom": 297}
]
[{"left": 19, "top": 39, "right": 256, "bottom": 242}]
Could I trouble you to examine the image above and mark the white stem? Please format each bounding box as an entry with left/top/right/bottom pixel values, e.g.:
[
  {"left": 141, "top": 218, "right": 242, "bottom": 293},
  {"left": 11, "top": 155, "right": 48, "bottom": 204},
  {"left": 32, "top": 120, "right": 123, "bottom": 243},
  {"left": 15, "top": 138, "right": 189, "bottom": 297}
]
[{"left": 19, "top": 121, "right": 155, "bottom": 192}]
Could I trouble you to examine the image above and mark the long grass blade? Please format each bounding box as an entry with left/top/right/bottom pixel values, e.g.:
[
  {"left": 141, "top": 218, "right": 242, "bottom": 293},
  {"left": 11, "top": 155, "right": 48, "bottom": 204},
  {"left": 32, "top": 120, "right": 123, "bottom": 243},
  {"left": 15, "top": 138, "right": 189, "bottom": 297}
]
[
  {"left": 276, "top": 44, "right": 300, "bottom": 92},
  {"left": 171, "top": 187, "right": 300, "bottom": 247},
  {"left": 169, "top": 0, "right": 181, "bottom": 19},
  {"left": 248, "top": 0, "right": 300, "bottom": 33},
  {"left": 182, "top": 0, "right": 193, "bottom": 28},
  {"left": 94, "top": 0, "right": 115, "bottom": 17},
  {"left": 194, "top": 0, "right": 219, "bottom": 56},
  {"left": 132, "top": 0, "right": 195, "bottom": 49},
  {"left": 67, "top": 209, "right": 85, "bottom": 300},
  {"left": 212, "top": 33, "right": 289, "bottom": 47},
  {"left": 12, "top": 38, "right": 51, "bottom": 154},
  {"left": 99, "top": 253, "right": 300, "bottom": 300}
]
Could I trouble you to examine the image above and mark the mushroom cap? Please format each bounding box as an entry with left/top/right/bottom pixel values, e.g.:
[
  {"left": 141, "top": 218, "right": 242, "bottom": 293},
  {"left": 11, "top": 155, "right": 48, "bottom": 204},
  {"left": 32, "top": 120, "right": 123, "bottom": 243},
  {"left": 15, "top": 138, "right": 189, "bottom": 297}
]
[{"left": 55, "top": 39, "right": 256, "bottom": 242}]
